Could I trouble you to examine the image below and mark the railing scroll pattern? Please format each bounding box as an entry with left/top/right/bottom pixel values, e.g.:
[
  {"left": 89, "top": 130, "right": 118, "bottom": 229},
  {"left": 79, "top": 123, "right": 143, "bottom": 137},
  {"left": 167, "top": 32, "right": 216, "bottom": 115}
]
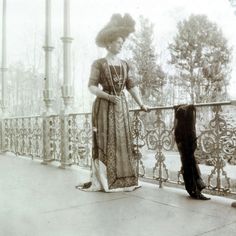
[{"left": 2, "top": 116, "right": 43, "bottom": 159}]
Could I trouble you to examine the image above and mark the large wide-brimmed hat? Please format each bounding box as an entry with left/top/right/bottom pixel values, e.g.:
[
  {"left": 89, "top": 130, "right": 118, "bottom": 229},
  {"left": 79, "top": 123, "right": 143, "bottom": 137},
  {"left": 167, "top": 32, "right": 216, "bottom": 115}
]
[{"left": 95, "top": 13, "right": 135, "bottom": 48}]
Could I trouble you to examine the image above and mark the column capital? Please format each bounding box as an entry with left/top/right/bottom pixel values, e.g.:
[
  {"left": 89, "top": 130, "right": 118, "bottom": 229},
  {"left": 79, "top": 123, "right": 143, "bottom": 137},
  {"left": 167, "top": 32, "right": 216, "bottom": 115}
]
[
  {"left": 61, "top": 85, "right": 74, "bottom": 114},
  {"left": 42, "top": 46, "right": 54, "bottom": 51},
  {"left": 43, "top": 89, "right": 55, "bottom": 115},
  {"left": 61, "top": 37, "right": 73, "bottom": 43}
]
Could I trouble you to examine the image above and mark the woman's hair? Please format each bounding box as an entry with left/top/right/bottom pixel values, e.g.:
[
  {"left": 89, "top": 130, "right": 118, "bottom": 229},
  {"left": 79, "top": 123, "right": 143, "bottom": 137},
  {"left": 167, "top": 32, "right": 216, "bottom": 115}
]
[
  {"left": 104, "top": 35, "right": 125, "bottom": 49},
  {"left": 96, "top": 13, "right": 135, "bottom": 48}
]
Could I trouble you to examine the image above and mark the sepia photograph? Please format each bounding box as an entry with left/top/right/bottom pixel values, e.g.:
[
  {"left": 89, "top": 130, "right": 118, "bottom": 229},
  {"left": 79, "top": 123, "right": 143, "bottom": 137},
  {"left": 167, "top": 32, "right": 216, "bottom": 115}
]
[{"left": 1, "top": 0, "right": 236, "bottom": 235}]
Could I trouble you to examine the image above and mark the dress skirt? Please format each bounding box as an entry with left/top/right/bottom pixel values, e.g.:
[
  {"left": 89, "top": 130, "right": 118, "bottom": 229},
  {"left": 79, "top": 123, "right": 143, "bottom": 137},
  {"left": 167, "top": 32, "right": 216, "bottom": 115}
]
[{"left": 82, "top": 92, "right": 139, "bottom": 192}]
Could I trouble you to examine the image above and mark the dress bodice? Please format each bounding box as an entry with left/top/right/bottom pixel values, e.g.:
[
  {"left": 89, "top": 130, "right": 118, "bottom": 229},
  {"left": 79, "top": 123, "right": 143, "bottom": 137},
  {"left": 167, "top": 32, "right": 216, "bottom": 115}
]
[
  {"left": 108, "top": 65, "right": 125, "bottom": 95},
  {"left": 88, "top": 58, "right": 136, "bottom": 95}
]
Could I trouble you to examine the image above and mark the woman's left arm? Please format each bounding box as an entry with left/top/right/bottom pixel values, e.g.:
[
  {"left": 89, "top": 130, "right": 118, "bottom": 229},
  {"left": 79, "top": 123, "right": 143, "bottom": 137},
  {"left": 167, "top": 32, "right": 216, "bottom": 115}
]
[{"left": 128, "top": 86, "right": 148, "bottom": 111}]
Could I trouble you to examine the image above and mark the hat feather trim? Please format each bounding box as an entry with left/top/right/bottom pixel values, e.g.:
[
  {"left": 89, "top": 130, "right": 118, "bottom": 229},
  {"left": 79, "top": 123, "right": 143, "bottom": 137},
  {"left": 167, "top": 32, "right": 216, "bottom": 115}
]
[{"left": 96, "top": 13, "right": 135, "bottom": 47}]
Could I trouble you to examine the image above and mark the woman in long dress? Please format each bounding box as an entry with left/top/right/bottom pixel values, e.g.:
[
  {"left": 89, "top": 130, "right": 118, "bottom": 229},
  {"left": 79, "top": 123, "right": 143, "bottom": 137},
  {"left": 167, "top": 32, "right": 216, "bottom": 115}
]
[{"left": 78, "top": 14, "right": 148, "bottom": 192}]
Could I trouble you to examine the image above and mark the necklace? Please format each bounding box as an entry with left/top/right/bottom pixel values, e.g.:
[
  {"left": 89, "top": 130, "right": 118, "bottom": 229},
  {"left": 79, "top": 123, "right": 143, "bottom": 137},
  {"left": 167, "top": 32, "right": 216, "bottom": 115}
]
[
  {"left": 106, "top": 59, "right": 126, "bottom": 96},
  {"left": 111, "top": 62, "right": 123, "bottom": 88}
]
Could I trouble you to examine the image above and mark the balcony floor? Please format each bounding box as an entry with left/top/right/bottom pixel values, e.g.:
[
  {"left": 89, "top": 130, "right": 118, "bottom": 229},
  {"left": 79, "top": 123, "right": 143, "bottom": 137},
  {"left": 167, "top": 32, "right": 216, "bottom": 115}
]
[{"left": 0, "top": 153, "right": 236, "bottom": 236}]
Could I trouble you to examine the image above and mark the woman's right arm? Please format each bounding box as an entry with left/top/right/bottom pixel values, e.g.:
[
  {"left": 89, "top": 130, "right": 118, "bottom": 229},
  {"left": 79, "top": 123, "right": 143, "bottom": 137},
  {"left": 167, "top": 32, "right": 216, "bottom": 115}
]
[
  {"left": 88, "top": 85, "right": 110, "bottom": 100},
  {"left": 88, "top": 60, "right": 119, "bottom": 104}
]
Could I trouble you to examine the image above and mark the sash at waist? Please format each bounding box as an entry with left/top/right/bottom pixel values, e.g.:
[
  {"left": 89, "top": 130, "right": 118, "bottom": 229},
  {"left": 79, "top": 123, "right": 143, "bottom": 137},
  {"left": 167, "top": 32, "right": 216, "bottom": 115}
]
[{"left": 103, "top": 89, "right": 124, "bottom": 96}]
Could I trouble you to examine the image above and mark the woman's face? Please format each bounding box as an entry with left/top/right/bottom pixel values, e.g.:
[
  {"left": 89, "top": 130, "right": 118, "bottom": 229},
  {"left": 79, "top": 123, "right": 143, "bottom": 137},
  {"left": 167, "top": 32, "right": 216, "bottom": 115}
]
[{"left": 107, "top": 37, "right": 124, "bottom": 54}]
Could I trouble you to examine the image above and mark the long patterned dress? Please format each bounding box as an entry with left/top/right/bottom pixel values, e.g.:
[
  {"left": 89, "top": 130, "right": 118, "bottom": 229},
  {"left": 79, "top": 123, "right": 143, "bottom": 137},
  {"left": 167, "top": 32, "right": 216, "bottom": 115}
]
[{"left": 85, "top": 58, "right": 138, "bottom": 192}]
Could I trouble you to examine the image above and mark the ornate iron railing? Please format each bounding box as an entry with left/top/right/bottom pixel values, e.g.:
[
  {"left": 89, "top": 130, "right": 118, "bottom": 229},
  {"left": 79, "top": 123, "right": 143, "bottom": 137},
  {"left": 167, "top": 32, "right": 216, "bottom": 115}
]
[
  {"left": 130, "top": 101, "right": 236, "bottom": 195},
  {"left": 0, "top": 101, "right": 236, "bottom": 195},
  {"left": 1, "top": 116, "right": 43, "bottom": 159},
  {"left": 67, "top": 113, "right": 92, "bottom": 167}
]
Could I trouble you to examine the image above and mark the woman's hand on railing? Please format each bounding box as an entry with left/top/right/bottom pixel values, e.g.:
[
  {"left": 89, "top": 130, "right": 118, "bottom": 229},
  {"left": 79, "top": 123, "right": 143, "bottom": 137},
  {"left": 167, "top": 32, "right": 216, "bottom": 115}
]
[{"left": 140, "top": 104, "right": 149, "bottom": 112}]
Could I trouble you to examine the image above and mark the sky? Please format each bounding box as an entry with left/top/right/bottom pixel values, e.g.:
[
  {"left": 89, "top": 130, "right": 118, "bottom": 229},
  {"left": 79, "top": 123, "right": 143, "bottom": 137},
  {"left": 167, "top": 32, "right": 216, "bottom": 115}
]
[{"left": 1, "top": 0, "right": 236, "bottom": 111}]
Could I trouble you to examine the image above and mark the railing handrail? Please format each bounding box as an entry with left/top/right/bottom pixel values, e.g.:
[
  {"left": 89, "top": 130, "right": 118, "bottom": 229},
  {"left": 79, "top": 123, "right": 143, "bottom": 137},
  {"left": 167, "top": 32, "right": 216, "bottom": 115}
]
[
  {"left": 1, "top": 100, "right": 235, "bottom": 119},
  {"left": 130, "top": 100, "right": 236, "bottom": 112},
  {"left": 67, "top": 112, "right": 92, "bottom": 116},
  {"left": 1, "top": 115, "right": 42, "bottom": 120}
]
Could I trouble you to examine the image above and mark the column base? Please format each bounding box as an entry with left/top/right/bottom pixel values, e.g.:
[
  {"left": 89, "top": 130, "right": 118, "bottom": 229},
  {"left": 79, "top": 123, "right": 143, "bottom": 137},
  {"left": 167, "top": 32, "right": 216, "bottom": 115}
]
[
  {"left": 58, "top": 161, "right": 72, "bottom": 169},
  {"left": 41, "top": 159, "right": 54, "bottom": 165}
]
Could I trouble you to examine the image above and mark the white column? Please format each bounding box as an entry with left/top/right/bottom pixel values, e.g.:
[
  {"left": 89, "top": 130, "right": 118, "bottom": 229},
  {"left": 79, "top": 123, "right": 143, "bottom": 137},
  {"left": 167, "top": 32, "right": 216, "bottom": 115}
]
[
  {"left": 59, "top": 0, "right": 74, "bottom": 168},
  {"left": 43, "top": 0, "right": 54, "bottom": 114},
  {"left": 0, "top": 0, "right": 7, "bottom": 116},
  {"left": 61, "top": 0, "right": 74, "bottom": 113},
  {"left": 0, "top": 0, "right": 7, "bottom": 153},
  {"left": 42, "top": 0, "right": 55, "bottom": 165}
]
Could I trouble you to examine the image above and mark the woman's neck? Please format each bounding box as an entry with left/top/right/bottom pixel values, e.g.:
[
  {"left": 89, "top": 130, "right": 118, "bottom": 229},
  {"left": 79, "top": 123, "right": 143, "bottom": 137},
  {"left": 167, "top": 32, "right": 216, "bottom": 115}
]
[{"left": 106, "top": 52, "right": 120, "bottom": 65}]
